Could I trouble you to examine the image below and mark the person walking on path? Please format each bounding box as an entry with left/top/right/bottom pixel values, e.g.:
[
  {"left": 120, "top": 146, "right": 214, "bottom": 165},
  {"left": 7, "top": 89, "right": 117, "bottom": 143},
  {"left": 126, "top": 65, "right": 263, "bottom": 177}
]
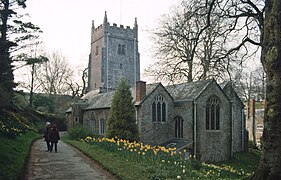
[
  {"left": 25, "top": 132, "right": 117, "bottom": 180},
  {"left": 48, "top": 124, "right": 60, "bottom": 153},
  {"left": 43, "top": 122, "right": 51, "bottom": 152}
]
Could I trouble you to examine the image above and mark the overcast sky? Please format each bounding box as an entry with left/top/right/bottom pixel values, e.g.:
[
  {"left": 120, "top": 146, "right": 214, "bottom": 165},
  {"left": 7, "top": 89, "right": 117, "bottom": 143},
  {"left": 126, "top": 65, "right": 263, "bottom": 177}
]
[{"left": 24, "top": 0, "right": 181, "bottom": 81}]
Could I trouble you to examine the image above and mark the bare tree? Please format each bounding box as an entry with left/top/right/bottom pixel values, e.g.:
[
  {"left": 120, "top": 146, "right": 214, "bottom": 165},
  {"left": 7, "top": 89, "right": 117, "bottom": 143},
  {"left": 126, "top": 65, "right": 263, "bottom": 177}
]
[
  {"left": 14, "top": 40, "right": 48, "bottom": 107},
  {"left": 80, "top": 67, "right": 88, "bottom": 97},
  {"left": 36, "top": 50, "right": 73, "bottom": 95},
  {"left": 233, "top": 65, "right": 265, "bottom": 101},
  {"left": 66, "top": 64, "right": 88, "bottom": 98},
  {"left": 146, "top": 0, "right": 244, "bottom": 84}
]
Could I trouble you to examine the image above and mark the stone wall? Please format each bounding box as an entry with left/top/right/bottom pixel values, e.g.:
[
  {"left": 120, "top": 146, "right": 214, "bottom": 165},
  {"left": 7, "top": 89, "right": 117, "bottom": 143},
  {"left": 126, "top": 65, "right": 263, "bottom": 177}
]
[
  {"left": 136, "top": 85, "right": 174, "bottom": 145},
  {"left": 222, "top": 83, "right": 244, "bottom": 152},
  {"left": 105, "top": 23, "right": 139, "bottom": 89},
  {"left": 89, "top": 24, "right": 104, "bottom": 91},
  {"left": 66, "top": 113, "right": 73, "bottom": 130},
  {"left": 83, "top": 109, "right": 110, "bottom": 135},
  {"left": 173, "top": 101, "right": 194, "bottom": 141},
  {"left": 196, "top": 81, "right": 231, "bottom": 162}
]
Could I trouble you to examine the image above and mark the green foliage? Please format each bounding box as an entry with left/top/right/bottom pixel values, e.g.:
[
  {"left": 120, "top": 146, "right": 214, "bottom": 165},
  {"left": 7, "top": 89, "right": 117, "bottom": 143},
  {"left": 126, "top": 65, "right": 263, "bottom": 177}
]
[
  {"left": 106, "top": 79, "right": 139, "bottom": 141},
  {"left": 21, "top": 108, "right": 67, "bottom": 132},
  {"left": 13, "top": 91, "right": 29, "bottom": 109},
  {"left": 0, "top": 131, "right": 39, "bottom": 180},
  {"left": 248, "top": 140, "right": 260, "bottom": 150},
  {"left": 0, "top": 106, "right": 66, "bottom": 139},
  {"left": 68, "top": 125, "right": 91, "bottom": 140},
  {"left": 25, "top": 55, "right": 49, "bottom": 65},
  {"left": 33, "top": 95, "right": 54, "bottom": 113},
  {"left": 255, "top": 101, "right": 264, "bottom": 109},
  {"left": 0, "top": 109, "right": 37, "bottom": 138}
]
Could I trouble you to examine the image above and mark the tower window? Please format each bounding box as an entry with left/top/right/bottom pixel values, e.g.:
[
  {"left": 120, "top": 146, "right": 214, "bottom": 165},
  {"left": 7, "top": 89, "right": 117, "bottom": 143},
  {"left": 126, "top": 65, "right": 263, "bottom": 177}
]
[
  {"left": 95, "top": 46, "right": 99, "bottom": 55},
  {"left": 118, "top": 44, "right": 121, "bottom": 54},
  {"left": 121, "top": 44, "right": 126, "bottom": 54},
  {"left": 120, "top": 63, "right": 123, "bottom": 69},
  {"left": 118, "top": 44, "right": 126, "bottom": 55}
]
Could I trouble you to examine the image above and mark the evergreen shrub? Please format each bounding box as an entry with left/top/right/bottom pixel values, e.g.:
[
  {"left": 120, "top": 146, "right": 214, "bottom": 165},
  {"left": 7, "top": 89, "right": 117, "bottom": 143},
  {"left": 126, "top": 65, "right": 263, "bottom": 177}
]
[{"left": 68, "top": 125, "right": 91, "bottom": 140}]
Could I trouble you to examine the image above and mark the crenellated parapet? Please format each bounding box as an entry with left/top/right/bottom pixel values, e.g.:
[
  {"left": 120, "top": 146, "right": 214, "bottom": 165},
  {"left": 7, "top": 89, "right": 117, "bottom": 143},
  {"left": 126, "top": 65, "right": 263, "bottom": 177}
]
[{"left": 91, "top": 11, "right": 138, "bottom": 43}]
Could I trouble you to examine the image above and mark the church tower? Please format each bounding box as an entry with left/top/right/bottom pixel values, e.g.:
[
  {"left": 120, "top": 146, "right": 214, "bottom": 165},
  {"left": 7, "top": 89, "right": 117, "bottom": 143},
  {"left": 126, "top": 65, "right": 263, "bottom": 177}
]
[{"left": 88, "top": 12, "right": 140, "bottom": 92}]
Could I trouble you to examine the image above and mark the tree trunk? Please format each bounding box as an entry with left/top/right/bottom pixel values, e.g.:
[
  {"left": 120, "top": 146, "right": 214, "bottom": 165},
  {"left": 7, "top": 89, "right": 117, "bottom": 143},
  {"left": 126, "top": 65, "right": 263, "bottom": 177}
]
[
  {"left": 251, "top": 0, "right": 281, "bottom": 179},
  {"left": 0, "top": 0, "right": 14, "bottom": 108},
  {"left": 29, "top": 64, "right": 35, "bottom": 107}
]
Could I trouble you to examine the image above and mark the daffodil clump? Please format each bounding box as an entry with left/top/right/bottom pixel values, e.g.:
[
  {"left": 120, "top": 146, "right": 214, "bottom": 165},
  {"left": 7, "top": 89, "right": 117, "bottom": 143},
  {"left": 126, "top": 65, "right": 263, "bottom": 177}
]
[
  {"left": 80, "top": 136, "right": 253, "bottom": 179},
  {"left": 0, "top": 109, "right": 37, "bottom": 138},
  {"left": 82, "top": 136, "right": 178, "bottom": 162}
]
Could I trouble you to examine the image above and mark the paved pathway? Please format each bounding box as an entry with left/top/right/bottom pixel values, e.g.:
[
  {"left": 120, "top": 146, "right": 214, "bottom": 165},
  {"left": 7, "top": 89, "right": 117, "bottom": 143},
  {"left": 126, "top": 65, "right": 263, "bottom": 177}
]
[{"left": 26, "top": 132, "right": 117, "bottom": 180}]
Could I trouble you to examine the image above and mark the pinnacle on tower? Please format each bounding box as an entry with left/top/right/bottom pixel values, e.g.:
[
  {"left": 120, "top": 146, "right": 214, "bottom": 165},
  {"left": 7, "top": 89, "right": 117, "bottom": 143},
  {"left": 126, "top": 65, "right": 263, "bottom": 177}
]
[
  {"left": 92, "top": 20, "right": 95, "bottom": 29},
  {"left": 103, "top": 11, "right": 108, "bottom": 24},
  {"left": 134, "top": 17, "right": 138, "bottom": 40},
  {"left": 134, "top": 17, "right": 138, "bottom": 27}
]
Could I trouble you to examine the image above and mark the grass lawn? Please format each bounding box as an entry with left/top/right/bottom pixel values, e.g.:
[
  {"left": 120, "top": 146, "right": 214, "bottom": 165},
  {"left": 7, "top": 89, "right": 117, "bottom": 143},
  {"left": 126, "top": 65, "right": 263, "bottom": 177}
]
[
  {"left": 64, "top": 136, "right": 260, "bottom": 180},
  {"left": 216, "top": 149, "right": 261, "bottom": 177},
  {"left": 0, "top": 131, "right": 39, "bottom": 180}
]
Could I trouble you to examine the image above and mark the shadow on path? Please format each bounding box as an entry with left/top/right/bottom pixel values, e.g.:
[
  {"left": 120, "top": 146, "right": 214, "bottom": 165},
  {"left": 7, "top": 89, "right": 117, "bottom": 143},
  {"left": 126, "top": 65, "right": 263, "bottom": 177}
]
[{"left": 25, "top": 132, "right": 117, "bottom": 180}]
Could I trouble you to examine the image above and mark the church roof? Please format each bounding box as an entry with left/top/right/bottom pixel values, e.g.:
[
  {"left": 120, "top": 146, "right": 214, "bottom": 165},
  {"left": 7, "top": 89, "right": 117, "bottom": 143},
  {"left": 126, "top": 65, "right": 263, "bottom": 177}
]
[
  {"left": 84, "top": 91, "right": 115, "bottom": 110},
  {"left": 165, "top": 79, "right": 213, "bottom": 101},
  {"left": 82, "top": 83, "right": 160, "bottom": 110},
  {"left": 219, "top": 81, "right": 228, "bottom": 89},
  {"left": 73, "top": 79, "right": 224, "bottom": 111},
  {"left": 219, "top": 81, "right": 244, "bottom": 107}
]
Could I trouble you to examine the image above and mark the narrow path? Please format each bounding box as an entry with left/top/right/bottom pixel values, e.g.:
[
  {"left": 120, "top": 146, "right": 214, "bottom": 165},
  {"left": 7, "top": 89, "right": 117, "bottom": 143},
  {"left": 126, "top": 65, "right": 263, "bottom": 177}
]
[{"left": 25, "top": 132, "right": 117, "bottom": 180}]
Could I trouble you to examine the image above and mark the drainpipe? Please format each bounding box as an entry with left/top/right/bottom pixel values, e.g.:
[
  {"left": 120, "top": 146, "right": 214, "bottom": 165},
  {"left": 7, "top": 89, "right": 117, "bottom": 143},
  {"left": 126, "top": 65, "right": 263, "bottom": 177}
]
[
  {"left": 193, "top": 101, "right": 197, "bottom": 158},
  {"left": 230, "top": 101, "right": 234, "bottom": 158},
  {"left": 135, "top": 107, "right": 138, "bottom": 124},
  {"left": 241, "top": 108, "right": 245, "bottom": 151}
]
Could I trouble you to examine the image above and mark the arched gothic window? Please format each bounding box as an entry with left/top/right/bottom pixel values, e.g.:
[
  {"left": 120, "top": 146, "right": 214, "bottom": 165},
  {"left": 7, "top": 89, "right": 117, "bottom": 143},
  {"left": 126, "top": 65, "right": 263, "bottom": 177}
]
[
  {"left": 99, "top": 118, "right": 105, "bottom": 134},
  {"left": 174, "top": 116, "right": 183, "bottom": 138},
  {"left": 152, "top": 95, "right": 166, "bottom": 122},
  {"left": 91, "top": 112, "right": 96, "bottom": 134},
  {"left": 206, "top": 96, "right": 220, "bottom": 130}
]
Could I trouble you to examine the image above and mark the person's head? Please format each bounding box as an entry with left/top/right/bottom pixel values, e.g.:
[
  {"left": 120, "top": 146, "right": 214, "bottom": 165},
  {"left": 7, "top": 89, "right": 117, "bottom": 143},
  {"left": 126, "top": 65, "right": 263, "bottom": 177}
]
[
  {"left": 52, "top": 124, "right": 57, "bottom": 130},
  {"left": 46, "top": 122, "right": 51, "bottom": 127}
]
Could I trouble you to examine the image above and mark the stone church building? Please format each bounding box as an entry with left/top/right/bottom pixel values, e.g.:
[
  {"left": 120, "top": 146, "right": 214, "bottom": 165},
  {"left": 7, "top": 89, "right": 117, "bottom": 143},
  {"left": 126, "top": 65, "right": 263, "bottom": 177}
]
[{"left": 66, "top": 12, "right": 246, "bottom": 162}]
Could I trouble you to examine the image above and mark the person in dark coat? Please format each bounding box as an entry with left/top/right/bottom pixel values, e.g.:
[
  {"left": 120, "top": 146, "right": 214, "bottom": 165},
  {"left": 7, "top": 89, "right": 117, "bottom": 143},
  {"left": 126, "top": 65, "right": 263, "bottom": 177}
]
[
  {"left": 48, "top": 124, "right": 60, "bottom": 152},
  {"left": 43, "top": 122, "right": 51, "bottom": 152}
]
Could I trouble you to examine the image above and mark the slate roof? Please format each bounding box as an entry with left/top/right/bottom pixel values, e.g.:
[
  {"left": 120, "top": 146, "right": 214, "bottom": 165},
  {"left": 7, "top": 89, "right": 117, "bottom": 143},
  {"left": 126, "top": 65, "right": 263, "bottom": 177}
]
[
  {"left": 165, "top": 79, "right": 213, "bottom": 101},
  {"left": 83, "top": 91, "right": 115, "bottom": 110},
  {"left": 219, "top": 81, "right": 244, "bottom": 106},
  {"left": 81, "top": 83, "right": 160, "bottom": 110},
  {"left": 70, "top": 79, "right": 215, "bottom": 111}
]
